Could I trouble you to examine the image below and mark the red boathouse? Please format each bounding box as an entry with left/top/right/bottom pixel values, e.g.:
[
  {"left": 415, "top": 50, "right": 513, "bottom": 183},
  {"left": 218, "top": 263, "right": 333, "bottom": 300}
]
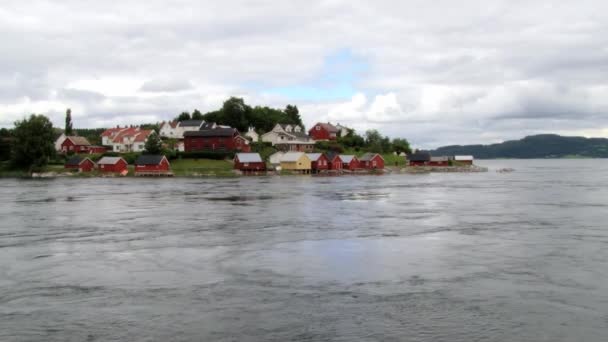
[
  {"left": 359, "top": 153, "right": 384, "bottom": 170},
  {"left": 134, "top": 155, "right": 171, "bottom": 175},
  {"left": 64, "top": 155, "right": 96, "bottom": 172},
  {"left": 306, "top": 153, "right": 329, "bottom": 173},
  {"left": 234, "top": 153, "right": 266, "bottom": 172},
  {"left": 97, "top": 156, "right": 128, "bottom": 174}
]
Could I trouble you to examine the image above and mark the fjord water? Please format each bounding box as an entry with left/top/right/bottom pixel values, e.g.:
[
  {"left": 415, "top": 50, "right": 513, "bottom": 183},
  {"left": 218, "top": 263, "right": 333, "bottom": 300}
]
[{"left": 1, "top": 159, "right": 608, "bottom": 342}]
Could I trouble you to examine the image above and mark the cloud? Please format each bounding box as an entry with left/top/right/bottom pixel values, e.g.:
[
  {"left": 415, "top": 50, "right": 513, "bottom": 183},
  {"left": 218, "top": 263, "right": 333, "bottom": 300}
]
[{"left": 1, "top": 0, "right": 608, "bottom": 148}]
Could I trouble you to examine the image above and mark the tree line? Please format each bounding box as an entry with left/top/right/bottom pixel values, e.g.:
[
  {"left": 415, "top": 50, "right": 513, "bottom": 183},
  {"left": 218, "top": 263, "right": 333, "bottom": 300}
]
[{"left": 174, "top": 97, "right": 303, "bottom": 133}]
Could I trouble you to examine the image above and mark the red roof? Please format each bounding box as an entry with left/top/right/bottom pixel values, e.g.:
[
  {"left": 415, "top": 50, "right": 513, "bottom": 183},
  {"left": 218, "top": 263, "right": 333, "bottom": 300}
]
[
  {"left": 101, "top": 127, "right": 125, "bottom": 137},
  {"left": 134, "top": 130, "right": 153, "bottom": 142},
  {"left": 315, "top": 122, "right": 339, "bottom": 133},
  {"left": 111, "top": 127, "right": 139, "bottom": 143}
]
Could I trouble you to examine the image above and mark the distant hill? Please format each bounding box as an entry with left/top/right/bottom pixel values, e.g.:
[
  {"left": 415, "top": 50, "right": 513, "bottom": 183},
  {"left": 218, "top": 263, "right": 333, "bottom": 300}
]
[{"left": 429, "top": 134, "right": 608, "bottom": 159}]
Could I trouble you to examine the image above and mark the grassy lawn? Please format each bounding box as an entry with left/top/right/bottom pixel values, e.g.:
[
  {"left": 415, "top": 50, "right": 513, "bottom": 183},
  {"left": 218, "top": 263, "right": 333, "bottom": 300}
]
[{"left": 170, "top": 158, "right": 235, "bottom": 177}]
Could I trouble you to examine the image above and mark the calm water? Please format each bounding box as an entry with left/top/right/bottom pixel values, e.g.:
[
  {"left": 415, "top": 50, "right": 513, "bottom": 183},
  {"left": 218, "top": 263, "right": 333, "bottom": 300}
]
[{"left": 1, "top": 159, "right": 608, "bottom": 341}]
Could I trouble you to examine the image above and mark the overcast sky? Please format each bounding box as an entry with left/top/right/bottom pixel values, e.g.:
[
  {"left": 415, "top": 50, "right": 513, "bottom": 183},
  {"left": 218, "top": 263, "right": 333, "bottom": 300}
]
[{"left": 1, "top": 0, "right": 607, "bottom": 148}]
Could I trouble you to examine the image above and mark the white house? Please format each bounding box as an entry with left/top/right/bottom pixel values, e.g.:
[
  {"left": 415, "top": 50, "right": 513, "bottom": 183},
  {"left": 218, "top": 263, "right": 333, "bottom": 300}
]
[
  {"left": 261, "top": 124, "right": 315, "bottom": 152},
  {"left": 54, "top": 133, "right": 66, "bottom": 152},
  {"left": 245, "top": 127, "right": 259, "bottom": 142},
  {"left": 159, "top": 121, "right": 179, "bottom": 139},
  {"left": 335, "top": 123, "right": 350, "bottom": 137},
  {"left": 100, "top": 127, "right": 155, "bottom": 153}
]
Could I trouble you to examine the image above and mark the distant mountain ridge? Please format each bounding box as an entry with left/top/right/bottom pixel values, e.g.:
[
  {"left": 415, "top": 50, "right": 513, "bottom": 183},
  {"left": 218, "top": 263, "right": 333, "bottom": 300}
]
[{"left": 429, "top": 134, "right": 608, "bottom": 159}]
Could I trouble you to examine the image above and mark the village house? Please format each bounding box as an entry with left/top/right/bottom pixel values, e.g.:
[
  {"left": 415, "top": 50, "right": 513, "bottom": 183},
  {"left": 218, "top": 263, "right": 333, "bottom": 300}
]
[
  {"left": 100, "top": 127, "right": 155, "bottom": 153},
  {"left": 280, "top": 152, "right": 311, "bottom": 173},
  {"left": 54, "top": 133, "right": 66, "bottom": 152},
  {"left": 261, "top": 124, "right": 315, "bottom": 152},
  {"left": 306, "top": 153, "right": 330, "bottom": 173},
  {"left": 234, "top": 153, "right": 266, "bottom": 173},
  {"left": 454, "top": 155, "right": 474, "bottom": 165},
  {"left": 134, "top": 155, "right": 172, "bottom": 176},
  {"left": 429, "top": 156, "right": 449, "bottom": 166},
  {"left": 64, "top": 155, "right": 96, "bottom": 172},
  {"left": 159, "top": 120, "right": 217, "bottom": 141},
  {"left": 359, "top": 153, "right": 385, "bottom": 170},
  {"left": 60, "top": 136, "right": 92, "bottom": 154},
  {"left": 407, "top": 151, "right": 431, "bottom": 166},
  {"left": 97, "top": 156, "right": 129, "bottom": 174},
  {"left": 340, "top": 155, "right": 360, "bottom": 170},
  {"left": 325, "top": 152, "right": 343, "bottom": 170},
  {"left": 268, "top": 151, "right": 285, "bottom": 169},
  {"left": 159, "top": 121, "right": 179, "bottom": 138},
  {"left": 335, "top": 124, "right": 350, "bottom": 137},
  {"left": 183, "top": 128, "right": 250, "bottom": 153},
  {"left": 244, "top": 127, "right": 259, "bottom": 142},
  {"left": 308, "top": 122, "right": 339, "bottom": 141}
]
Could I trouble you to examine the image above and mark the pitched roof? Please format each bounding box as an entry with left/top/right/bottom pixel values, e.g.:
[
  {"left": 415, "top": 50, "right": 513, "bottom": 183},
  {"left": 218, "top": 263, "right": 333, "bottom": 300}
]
[
  {"left": 236, "top": 153, "right": 263, "bottom": 163},
  {"left": 179, "top": 120, "right": 204, "bottom": 127},
  {"left": 306, "top": 153, "right": 324, "bottom": 161},
  {"left": 111, "top": 127, "right": 140, "bottom": 143},
  {"left": 281, "top": 152, "right": 307, "bottom": 162},
  {"left": 161, "top": 121, "right": 178, "bottom": 129},
  {"left": 359, "top": 153, "right": 383, "bottom": 161},
  {"left": 201, "top": 122, "right": 216, "bottom": 130},
  {"left": 325, "top": 151, "right": 342, "bottom": 162},
  {"left": 101, "top": 127, "right": 124, "bottom": 137},
  {"left": 430, "top": 156, "right": 449, "bottom": 162},
  {"left": 408, "top": 152, "right": 431, "bottom": 162},
  {"left": 133, "top": 130, "right": 153, "bottom": 142},
  {"left": 184, "top": 128, "right": 237, "bottom": 137},
  {"left": 65, "top": 136, "right": 91, "bottom": 146},
  {"left": 454, "top": 155, "right": 474, "bottom": 161},
  {"left": 98, "top": 156, "right": 126, "bottom": 165},
  {"left": 65, "top": 155, "right": 89, "bottom": 166},
  {"left": 135, "top": 155, "right": 167, "bottom": 165},
  {"left": 340, "top": 155, "right": 356, "bottom": 163},
  {"left": 314, "top": 122, "right": 339, "bottom": 133}
]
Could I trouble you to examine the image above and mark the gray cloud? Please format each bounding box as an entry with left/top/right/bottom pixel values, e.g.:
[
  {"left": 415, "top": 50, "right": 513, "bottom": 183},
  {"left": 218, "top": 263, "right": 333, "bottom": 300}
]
[{"left": 1, "top": 0, "right": 608, "bottom": 147}]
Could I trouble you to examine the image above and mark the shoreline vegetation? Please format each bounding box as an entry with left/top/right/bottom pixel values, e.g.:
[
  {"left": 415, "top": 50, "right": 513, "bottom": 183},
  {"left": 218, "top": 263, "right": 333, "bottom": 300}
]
[{"left": 1, "top": 157, "right": 489, "bottom": 179}]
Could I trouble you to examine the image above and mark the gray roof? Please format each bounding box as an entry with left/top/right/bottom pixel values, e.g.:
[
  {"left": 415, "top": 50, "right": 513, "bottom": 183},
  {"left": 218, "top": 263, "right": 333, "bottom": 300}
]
[
  {"left": 66, "top": 136, "right": 91, "bottom": 146},
  {"left": 236, "top": 153, "right": 263, "bottom": 163},
  {"left": 430, "top": 156, "right": 449, "bottom": 162},
  {"left": 408, "top": 152, "right": 431, "bottom": 162},
  {"left": 97, "top": 156, "right": 126, "bottom": 165},
  {"left": 184, "top": 128, "right": 237, "bottom": 137},
  {"left": 325, "top": 151, "right": 342, "bottom": 161},
  {"left": 359, "top": 153, "right": 382, "bottom": 161},
  {"left": 281, "top": 152, "right": 307, "bottom": 162},
  {"left": 179, "top": 120, "right": 204, "bottom": 127},
  {"left": 135, "top": 155, "right": 167, "bottom": 165},
  {"left": 340, "top": 155, "right": 355, "bottom": 163},
  {"left": 306, "top": 153, "right": 324, "bottom": 161},
  {"left": 65, "top": 155, "right": 93, "bottom": 166}
]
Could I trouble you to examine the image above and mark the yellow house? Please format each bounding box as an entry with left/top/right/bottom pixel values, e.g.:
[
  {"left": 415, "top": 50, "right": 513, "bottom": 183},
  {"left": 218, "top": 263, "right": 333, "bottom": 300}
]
[{"left": 280, "top": 152, "right": 311, "bottom": 173}]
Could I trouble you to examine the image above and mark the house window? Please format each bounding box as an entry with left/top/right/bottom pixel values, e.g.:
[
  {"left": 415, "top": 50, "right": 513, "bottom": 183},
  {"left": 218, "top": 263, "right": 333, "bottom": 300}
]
[
  {"left": 316, "top": 126, "right": 320, "bottom": 130},
  {"left": 372, "top": 161, "right": 377, "bottom": 167},
  {"left": 139, "top": 145, "right": 144, "bottom": 150},
  {"left": 244, "top": 163, "right": 249, "bottom": 167}
]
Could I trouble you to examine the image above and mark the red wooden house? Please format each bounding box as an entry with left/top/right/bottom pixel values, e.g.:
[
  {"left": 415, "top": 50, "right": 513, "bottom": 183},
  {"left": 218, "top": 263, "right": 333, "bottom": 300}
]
[
  {"left": 234, "top": 153, "right": 266, "bottom": 172},
  {"left": 64, "top": 155, "right": 96, "bottom": 172},
  {"left": 60, "top": 136, "right": 92, "bottom": 154},
  {"left": 97, "top": 157, "right": 128, "bottom": 174},
  {"left": 134, "top": 155, "right": 171, "bottom": 174},
  {"left": 306, "top": 153, "right": 329, "bottom": 173},
  {"left": 340, "top": 155, "right": 360, "bottom": 170},
  {"left": 184, "top": 128, "right": 251, "bottom": 153},
  {"left": 308, "top": 122, "right": 339, "bottom": 141},
  {"left": 429, "top": 156, "right": 449, "bottom": 166},
  {"left": 407, "top": 152, "right": 431, "bottom": 166},
  {"left": 360, "top": 153, "right": 384, "bottom": 170},
  {"left": 326, "top": 152, "right": 343, "bottom": 170}
]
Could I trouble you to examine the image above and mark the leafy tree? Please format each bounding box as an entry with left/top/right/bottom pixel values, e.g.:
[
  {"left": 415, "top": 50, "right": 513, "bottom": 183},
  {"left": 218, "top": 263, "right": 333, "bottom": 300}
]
[
  {"left": 191, "top": 109, "right": 204, "bottom": 120},
  {"left": 144, "top": 133, "right": 162, "bottom": 154},
  {"left": 176, "top": 112, "right": 191, "bottom": 122},
  {"left": 0, "top": 128, "right": 12, "bottom": 161},
  {"left": 65, "top": 108, "right": 73, "bottom": 135},
  {"left": 392, "top": 138, "right": 411, "bottom": 154},
  {"left": 221, "top": 97, "right": 249, "bottom": 131},
  {"left": 284, "top": 105, "right": 303, "bottom": 127},
  {"left": 11, "top": 114, "right": 55, "bottom": 171}
]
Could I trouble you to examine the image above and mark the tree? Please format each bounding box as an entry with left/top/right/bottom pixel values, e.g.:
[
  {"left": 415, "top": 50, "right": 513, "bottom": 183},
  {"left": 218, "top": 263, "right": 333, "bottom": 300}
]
[
  {"left": 392, "top": 138, "right": 411, "bottom": 154},
  {"left": 191, "top": 109, "right": 204, "bottom": 120},
  {"left": 0, "top": 128, "right": 12, "bottom": 161},
  {"left": 222, "top": 97, "right": 249, "bottom": 131},
  {"left": 176, "top": 112, "right": 191, "bottom": 122},
  {"left": 65, "top": 108, "right": 73, "bottom": 135},
  {"left": 144, "top": 133, "right": 162, "bottom": 154},
  {"left": 284, "top": 105, "right": 303, "bottom": 126},
  {"left": 11, "top": 114, "right": 55, "bottom": 171}
]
